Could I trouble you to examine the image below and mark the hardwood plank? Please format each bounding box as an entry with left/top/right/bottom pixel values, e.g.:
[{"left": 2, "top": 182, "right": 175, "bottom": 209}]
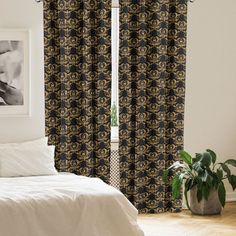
[{"left": 138, "top": 202, "right": 236, "bottom": 236}]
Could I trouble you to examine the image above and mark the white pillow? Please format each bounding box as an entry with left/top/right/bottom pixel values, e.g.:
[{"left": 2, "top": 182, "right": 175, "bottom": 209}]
[
  {"left": 0, "top": 145, "right": 58, "bottom": 177},
  {"left": 0, "top": 137, "right": 48, "bottom": 148}
]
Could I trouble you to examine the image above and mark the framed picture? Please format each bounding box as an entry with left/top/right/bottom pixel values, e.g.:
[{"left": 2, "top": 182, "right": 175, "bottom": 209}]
[{"left": 0, "top": 29, "right": 30, "bottom": 117}]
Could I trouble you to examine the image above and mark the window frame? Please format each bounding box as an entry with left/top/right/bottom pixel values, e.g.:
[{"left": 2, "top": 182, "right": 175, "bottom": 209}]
[{"left": 111, "top": 7, "right": 119, "bottom": 143}]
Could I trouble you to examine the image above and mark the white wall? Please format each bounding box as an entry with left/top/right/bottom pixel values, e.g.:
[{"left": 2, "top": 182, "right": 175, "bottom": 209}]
[
  {"left": 185, "top": 0, "right": 236, "bottom": 201},
  {"left": 0, "top": 0, "right": 44, "bottom": 142}
]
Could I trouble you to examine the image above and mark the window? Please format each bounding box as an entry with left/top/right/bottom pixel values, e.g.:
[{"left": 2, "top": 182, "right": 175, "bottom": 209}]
[{"left": 111, "top": 6, "right": 119, "bottom": 142}]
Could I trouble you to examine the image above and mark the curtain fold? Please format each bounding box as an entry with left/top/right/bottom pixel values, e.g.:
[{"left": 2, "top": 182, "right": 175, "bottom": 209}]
[
  {"left": 119, "top": 0, "right": 187, "bottom": 213},
  {"left": 44, "top": 0, "right": 112, "bottom": 183}
]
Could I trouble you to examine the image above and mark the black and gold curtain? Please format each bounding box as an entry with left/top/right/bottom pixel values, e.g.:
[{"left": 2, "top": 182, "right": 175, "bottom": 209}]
[
  {"left": 119, "top": 0, "right": 187, "bottom": 213},
  {"left": 44, "top": 0, "right": 112, "bottom": 182}
]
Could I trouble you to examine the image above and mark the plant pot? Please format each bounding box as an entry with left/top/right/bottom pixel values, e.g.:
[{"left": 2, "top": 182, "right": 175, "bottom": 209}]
[{"left": 189, "top": 187, "right": 222, "bottom": 215}]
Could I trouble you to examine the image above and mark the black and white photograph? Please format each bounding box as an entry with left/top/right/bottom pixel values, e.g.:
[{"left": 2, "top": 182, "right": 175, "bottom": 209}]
[
  {"left": 0, "top": 40, "right": 24, "bottom": 106},
  {"left": 0, "top": 30, "right": 30, "bottom": 117}
]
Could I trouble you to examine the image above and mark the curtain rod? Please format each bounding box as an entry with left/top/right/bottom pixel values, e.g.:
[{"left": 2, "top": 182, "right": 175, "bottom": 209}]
[{"left": 35, "top": 0, "right": 195, "bottom": 3}]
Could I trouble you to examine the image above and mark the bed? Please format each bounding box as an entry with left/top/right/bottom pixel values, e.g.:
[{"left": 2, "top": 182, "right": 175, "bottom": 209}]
[{"left": 0, "top": 173, "right": 144, "bottom": 236}]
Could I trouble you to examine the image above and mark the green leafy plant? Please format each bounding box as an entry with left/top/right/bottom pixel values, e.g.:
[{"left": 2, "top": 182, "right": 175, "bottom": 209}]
[
  {"left": 111, "top": 102, "right": 118, "bottom": 127},
  {"left": 163, "top": 149, "right": 236, "bottom": 210}
]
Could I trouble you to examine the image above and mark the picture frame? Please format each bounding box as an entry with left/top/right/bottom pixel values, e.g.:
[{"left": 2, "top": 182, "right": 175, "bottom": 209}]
[{"left": 0, "top": 29, "right": 30, "bottom": 117}]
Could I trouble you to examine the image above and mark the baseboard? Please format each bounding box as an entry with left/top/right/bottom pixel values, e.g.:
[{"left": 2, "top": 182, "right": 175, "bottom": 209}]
[{"left": 226, "top": 192, "right": 236, "bottom": 202}]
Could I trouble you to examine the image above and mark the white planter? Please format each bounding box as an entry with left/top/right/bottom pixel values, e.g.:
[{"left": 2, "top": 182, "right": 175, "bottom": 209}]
[{"left": 189, "top": 187, "right": 222, "bottom": 215}]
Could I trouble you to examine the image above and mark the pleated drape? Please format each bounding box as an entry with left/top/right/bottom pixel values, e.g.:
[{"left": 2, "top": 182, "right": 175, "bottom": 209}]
[
  {"left": 119, "top": 0, "right": 187, "bottom": 213},
  {"left": 44, "top": 0, "right": 112, "bottom": 183}
]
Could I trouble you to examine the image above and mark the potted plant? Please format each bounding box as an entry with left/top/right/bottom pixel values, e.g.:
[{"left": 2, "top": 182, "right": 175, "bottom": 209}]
[{"left": 163, "top": 149, "right": 236, "bottom": 215}]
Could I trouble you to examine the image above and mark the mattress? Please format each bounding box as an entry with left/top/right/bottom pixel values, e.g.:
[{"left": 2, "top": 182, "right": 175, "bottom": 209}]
[{"left": 0, "top": 173, "right": 144, "bottom": 236}]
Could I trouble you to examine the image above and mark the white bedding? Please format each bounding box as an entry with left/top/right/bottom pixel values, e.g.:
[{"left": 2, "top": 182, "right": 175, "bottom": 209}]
[{"left": 0, "top": 173, "right": 144, "bottom": 236}]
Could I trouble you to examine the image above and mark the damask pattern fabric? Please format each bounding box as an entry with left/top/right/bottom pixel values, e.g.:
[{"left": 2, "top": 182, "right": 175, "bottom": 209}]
[
  {"left": 44, "top": 0, "right": 112, "bottom": 183},
  {"left": 119, "top": 0, "right": 187, "bottom": 213}
]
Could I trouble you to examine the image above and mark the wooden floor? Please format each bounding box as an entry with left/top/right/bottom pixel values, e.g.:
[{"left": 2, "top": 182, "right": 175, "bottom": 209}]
[{"left": 138, "top": 202, "right": 236, "bottom": 236}]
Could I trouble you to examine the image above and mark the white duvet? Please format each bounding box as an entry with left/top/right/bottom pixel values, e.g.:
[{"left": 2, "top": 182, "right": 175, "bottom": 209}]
[{"left": 0, "top": 173, "right": 144, "bottom": 236}]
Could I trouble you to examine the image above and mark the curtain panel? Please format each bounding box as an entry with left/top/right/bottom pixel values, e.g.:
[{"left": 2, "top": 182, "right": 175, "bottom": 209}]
[
  {"left": 44, "top": 0, "right": 112, "bottom": 183},
  {"left": 119, "top": 0, "right": 187, "bottom": 213}
]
